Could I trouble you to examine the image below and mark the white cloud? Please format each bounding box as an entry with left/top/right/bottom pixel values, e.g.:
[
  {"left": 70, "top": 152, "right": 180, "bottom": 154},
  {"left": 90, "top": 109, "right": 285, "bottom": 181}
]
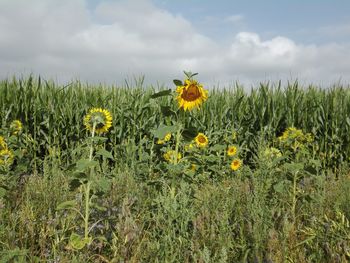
[{"left": 0, "top": 0, "right": 349, "bottom": 87}]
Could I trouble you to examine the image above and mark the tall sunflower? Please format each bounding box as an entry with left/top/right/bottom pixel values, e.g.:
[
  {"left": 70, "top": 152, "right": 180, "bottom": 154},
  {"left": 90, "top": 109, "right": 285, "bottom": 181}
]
[
  {"left": 84, "top": 108, "right": 112, "bottom": 134},
  {"left": 176, "top": 79, "right": 208, "bottom": 111},
  {"left": 194, "top": 133, "right": 208, "bottom": 148}
]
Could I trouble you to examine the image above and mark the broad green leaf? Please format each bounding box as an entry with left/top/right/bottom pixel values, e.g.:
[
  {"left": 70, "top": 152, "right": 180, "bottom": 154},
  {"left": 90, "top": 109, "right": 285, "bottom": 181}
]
[
  {"left": 95, "top": 149, "right": 114, "bottom": 159},
  {"left": 283, "top": 162, "right": 304, "bottom": 172},
  {"left": 211, "top": 144, "right": 226, "bottom": 152},
  {"left": 204, "top": 155, "right": 220, "bottom": 163},
  {"left": 150, "top": 89, "right": 172, "bottom": 98},
  {"left": 151, "top": 124, "right": 178, "bottom": 139},
  {"left": 69, "top": 233, "right": 91, "bottom": 250},
  {"left": 76, "top": 159, "right": 98, "bottom": 172},
  {"left": 161, "top": 106, "right": 176, "bottom": 117},
  {"left": 69, "top": 178, "right": 82, "bottom": 190},
  {"left": 93, "top": 177, "right": 111, "bottom": 193},
  {"left": 273, "top": 181, "right": 286, "bottom": 193},
  {"left": 173, "top": 79, "right": 183, "bottom": 86},
  {"left": 182, "top": 127, "right": 198, "bottom": 140}
]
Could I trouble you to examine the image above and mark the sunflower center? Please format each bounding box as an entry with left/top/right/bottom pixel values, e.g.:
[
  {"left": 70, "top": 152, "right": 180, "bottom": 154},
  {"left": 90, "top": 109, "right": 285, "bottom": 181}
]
[
  {"left": 181, "top": 84, "right": 201, "bottom": 102},
  {"left": 198, "top": 136, "right": 206, "bottom": 143},
  {"left": 233, "top": 161, "right": 239, "bottom": 166}
]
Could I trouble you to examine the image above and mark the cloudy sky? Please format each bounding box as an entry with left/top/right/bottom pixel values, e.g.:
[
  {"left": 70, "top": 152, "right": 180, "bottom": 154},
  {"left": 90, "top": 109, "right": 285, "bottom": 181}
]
[{"left": 1, "top": 0, "right": 350, "bottom": 87}]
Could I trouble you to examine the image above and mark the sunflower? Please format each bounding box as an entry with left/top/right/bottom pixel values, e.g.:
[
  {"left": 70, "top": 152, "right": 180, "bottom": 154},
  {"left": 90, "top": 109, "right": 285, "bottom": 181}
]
[
  {"left": 84, "top": 108, "right": 112, "bottom": 134},
  {"left": 163, "top": 150, "right": 182, "bottom": 164},
  {"left": 10, "top": 120, "right": 23, "bottom": 135},
  {"left": 227, "top": 145, "right": 237, "bottom": 156},
  {"left": 0, "top": 148, "right": 14, "bottom": 166},
  {"left": 176, "top": 79, "right": 208, "bottom": 111},
  {"left": 263, "top": 147, "right": 282, "bottom": 158},
  {"left": 194, "top": 133, "right": 208, "bottom": 148},
  {"left": 0, "top": 136, "right": 7, "bottom": 150},
  {"left": 157, "top": 133, "right": 172, "bottom": 145},
  {"left": 230, "top": 159, "right": 242, "bottom": 171}
]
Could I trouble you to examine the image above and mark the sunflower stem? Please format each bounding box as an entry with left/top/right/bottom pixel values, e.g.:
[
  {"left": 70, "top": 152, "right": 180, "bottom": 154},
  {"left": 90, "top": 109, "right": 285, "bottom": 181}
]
[
  {"left": 84, "top": 122, "right": 96, "bottom": 241},
  {"left": 84, "top": 181, "right": 91, "bottom": 240},
  {"left": 89, "top": 123, "right": 96, "bottom": 161},
  {"left": 174, "top": 126, "right": 182, "bottom": 164}
]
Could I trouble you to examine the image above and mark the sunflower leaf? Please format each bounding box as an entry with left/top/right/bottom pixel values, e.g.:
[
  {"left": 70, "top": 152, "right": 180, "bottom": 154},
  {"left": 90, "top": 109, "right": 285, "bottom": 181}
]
[
  {"left": 92, "top": 177, "right": 111, "bottom": 194},
  {"left": 76, "top": 159, "right": 98, "bottom": 172},
  {"left": 161, "top": 106, "right": 176, "bottom": 117},
  {"left": 182, "top": 127, "right": 198, "bottom": 140},
  {"left": 211, "top": 144, "right": 226, "bottom": 152},
  {"left": 173, "top": 79, "right": 183, "bottom": 86},
  {"left": 151, "top": 124, "right": 178, "bottom": 139},
  {"left": 95, "top": 149, "right": 114, "bottom": 159},
  {"left": 150, "top": 89, "right": 172, "bottom": 99}
]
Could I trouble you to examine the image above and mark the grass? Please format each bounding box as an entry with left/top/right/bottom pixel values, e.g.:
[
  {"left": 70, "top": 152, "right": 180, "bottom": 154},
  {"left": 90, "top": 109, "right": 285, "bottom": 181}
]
[{"left": 0, "top": 76, "right": 349, "bottom": 262}]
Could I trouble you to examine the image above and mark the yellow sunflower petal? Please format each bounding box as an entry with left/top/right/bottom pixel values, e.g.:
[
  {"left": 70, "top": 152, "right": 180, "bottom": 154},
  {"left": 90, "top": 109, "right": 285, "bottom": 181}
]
[
  {"left": 194, "top": 133, "right": 208, "bottom": 148},
  {"left": 84, "top": 108, "right": 112, "bottom": 134},
  {"left": 230, "top": 159, "right": 242, "bottom": 171},
  {"left": 227, "top": 146, "right": 237, "bottom": 156},
  {"left": 176, "top": 79, "right": 208, "bottom": 111}
]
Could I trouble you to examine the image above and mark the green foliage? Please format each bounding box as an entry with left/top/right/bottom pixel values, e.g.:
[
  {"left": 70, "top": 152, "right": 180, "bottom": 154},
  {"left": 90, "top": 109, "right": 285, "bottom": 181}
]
[{"left": 0, "top": 76, "right": 350, "bottom": 262}]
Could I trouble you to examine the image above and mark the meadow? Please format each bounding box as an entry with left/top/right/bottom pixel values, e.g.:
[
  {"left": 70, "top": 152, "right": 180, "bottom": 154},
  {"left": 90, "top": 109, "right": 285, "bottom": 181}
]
[{"left": 0, "top": 75, "right": 350, "bottom": 262}]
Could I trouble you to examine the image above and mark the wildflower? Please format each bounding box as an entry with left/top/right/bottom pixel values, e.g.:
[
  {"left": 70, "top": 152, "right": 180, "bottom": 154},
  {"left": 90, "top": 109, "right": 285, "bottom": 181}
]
[
  {"left": 305, "top": 133, "right": 314, "bottom": 143},
  {"left": 176, "top": 79, "right": 208, "bottom": 111},
  {"left": 194, "top": 133, "right": 208, "bottom": 148},
  {"left": 0, "top": 148, "right": 14, "bottom": 166},
  {"left": 191, "top": 164, "right": 197, "bottom": 171},
  {"left": 10, "top": 120, "right": 23, "bottom": 135},
  {"left": 0, "top": 136, "right": 7, "bottom": 150},
  {"left": 279, "top": 127, "right": 304, "bottom": 142},
  {"left": 263, "top": 147, "right": 282, "bottom": 158},
  {"left": 157, "top": 133, "right": 172, "bottom": 145},
  {"left": 278, "top": 127, "right": 313, "bottom": 152},
  {"left": 184, "top": 143, "right": 194, "bottom": 151},
  {"left": 230, "top": 159, "right": 242, "bottom": 171},
  {"left": 227, "top": 145, "right": 237, "bottom": 156},
  {"left": 84, "top": 108, "right": 112, "bottom": 134},
  {"left": 232, "top": 131, "right": 237, "bottom": 141},
  {"left": 163, "top": 150, "right": 182, "bottom": 163}
]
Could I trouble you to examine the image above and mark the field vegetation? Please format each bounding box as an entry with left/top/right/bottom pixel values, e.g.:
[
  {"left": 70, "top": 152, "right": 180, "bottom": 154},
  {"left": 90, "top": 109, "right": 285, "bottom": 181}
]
[{"left": 0, "top": 75, "right": 350, "bottom": 262}]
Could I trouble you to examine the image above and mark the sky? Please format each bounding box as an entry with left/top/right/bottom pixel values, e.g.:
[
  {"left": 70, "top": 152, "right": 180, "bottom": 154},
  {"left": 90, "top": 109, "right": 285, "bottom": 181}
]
[{"left": 1, "top": 0, "right": 350, "bottom": 87}]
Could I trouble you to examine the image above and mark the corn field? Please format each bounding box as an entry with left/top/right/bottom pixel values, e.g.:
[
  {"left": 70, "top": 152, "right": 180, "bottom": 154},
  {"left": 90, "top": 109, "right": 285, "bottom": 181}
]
[{"left": 1, "top": 77, "right": 350, "bottom": 167}]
